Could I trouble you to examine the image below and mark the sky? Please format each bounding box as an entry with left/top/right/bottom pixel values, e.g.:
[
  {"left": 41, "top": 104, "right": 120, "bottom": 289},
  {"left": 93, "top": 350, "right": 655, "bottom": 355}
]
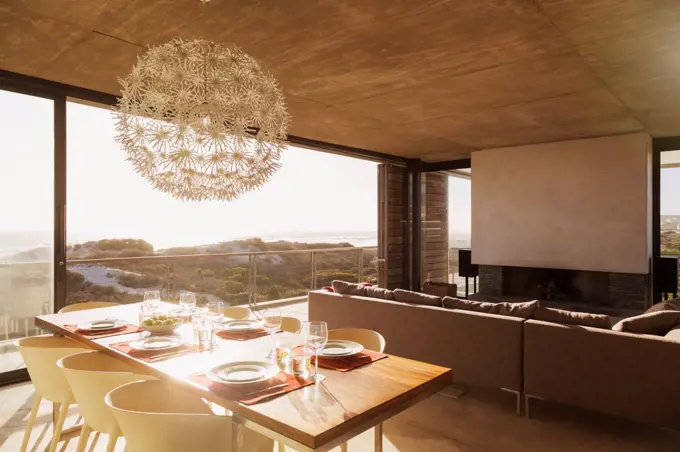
[{"left": 0, "top": 89, "right": 473, "bottom": 250}]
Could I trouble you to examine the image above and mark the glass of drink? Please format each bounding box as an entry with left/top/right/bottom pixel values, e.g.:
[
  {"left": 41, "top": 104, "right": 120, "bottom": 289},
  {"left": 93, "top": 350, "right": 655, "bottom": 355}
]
[
  {"left": 206, "top": 301, "right": 223, "bottom": 323},
  {"left": 263, "top": 309, "right": 282, "bottom": 361},
  {"left": 292, "top": 347, "right": 313, "bottom": 377},
  {"left": 304, "top": 321, "right": 328, "bottom": 382},
  {"left": 143, "top": 290, "right": 160, "bottom": 311},
  {"left": 192, "top": 314, "right": 213, "bottom": 348},
  {"left": 179, "top": 292, "right": 196, "bottom": 312}
]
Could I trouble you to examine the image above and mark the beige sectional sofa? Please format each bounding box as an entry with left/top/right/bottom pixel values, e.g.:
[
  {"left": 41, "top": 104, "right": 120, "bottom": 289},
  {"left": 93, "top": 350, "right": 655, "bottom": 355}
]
[
  {"left": 524, "top": 320, "right": 680, "bottom": 430},
  {"left": 309, "top": 286, "right": 680, "bottom": 430},
  {"left": 308, "top": 290, "right": 525, "bottom": 411}
]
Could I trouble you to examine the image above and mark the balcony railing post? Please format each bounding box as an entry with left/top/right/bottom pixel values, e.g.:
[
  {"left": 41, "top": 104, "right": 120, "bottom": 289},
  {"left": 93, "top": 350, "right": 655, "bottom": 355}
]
[
  {"left": 248, "top": 254, "right": 258, "bottom": 305},
  {"left": 358, "top": 248, "right": 364, "bottom": 282},
  {"left": 311, "top": 252, "right": 317, "bottom": 290}
]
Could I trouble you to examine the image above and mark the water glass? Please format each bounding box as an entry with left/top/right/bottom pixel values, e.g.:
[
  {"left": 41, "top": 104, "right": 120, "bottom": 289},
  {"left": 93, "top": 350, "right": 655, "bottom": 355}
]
[
  {"left": 206, "top": 301, "right": 224, "bottom": 322},
  {"left": 192, "top": 316, "right": 213, "bottom": 348},
  {"left": 263, "top": 309, "right": 282, "bottom": 361},
  {"left": 143, "top": 290, "right": 160, "bottom": 311},
  {"left": 304, "top": 321, "right": 328, "bottom": 382},
  {"left": 179, "top": 292, "right": 196, "bottom": 312},
  {"left": 292, "top": 347, "right": 313, "bottom": 377}
]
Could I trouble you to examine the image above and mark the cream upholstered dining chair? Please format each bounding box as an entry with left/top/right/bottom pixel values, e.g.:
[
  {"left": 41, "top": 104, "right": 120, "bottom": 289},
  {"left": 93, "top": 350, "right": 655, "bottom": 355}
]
[
  {"left": 58, "top": 301, "right": 120, "bottom": 313},
  {"left": 281, "top": 316, "right": 302, "bottom": 333},
  {"left": 223, "top": 306, "right": 252, "bottom": 320},
  {"left": 328, "top": 328, "right": 386, "bottom": 452},
  {"left": 16, "top": 336, "right": 89, "bottom": 452},
  {"left": 106, "top": 380, "right": 274, "bottom": 452},
  {"left": 328, "top": 328, "right": 386, "bottom": 353},
  {"left": 58, "top": 351, "right": 155, "bottom": 452}
]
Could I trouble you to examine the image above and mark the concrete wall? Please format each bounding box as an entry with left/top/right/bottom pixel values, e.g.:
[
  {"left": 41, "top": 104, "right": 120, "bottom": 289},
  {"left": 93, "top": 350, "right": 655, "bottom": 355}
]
[{"left": 472, "top": 132, "right": 651, "bottom": 274}]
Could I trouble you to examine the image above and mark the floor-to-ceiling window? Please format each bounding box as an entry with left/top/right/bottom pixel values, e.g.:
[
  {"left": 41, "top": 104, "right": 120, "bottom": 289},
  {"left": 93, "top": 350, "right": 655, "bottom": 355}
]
[
  {"left": 65, "top": 100, "right": 379, "bottom": 307},
  {"left": 0, "top": 90, "right": 54, "bottom": 379},
  {"left": 448, "top": 169, "right": 472, "bottom": 296},
  {"left": 660, "top": 150, "right": 680, "bottom": 295}
]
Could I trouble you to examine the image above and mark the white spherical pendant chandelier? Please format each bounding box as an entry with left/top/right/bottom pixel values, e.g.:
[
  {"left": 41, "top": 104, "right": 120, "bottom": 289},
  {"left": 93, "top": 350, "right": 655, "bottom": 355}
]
[{"left": 113, "top": 38, "right": 289, "bottom": 202}]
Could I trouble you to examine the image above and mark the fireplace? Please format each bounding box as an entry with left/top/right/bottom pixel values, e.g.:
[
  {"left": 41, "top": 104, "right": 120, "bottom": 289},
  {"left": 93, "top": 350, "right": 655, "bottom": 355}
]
[{"left": 478, "top": 265, "right": 649, "bottom": 310}]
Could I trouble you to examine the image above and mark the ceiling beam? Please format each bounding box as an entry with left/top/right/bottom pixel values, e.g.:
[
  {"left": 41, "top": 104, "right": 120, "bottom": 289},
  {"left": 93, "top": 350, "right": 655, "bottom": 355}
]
[
  {"left": 653, "top": 137, "right": 680, "bottom": 153},
  {"left": 421, "top": 158, "right": 471, "bottom": 172}
]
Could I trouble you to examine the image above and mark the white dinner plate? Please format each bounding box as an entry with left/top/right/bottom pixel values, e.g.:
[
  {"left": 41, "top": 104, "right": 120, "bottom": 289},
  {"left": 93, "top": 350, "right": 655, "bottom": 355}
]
[
  {"left": 206, "top": 361, "right": 276, "bottom": 385},
  {"left": 128, "top": 336, "right": 182, "bottom": 351},
  {"left": 76, "top": 319, "right": 125, "bottom": 332},
  {"left": 318, "top": 340, "right": 364, "bottom": 358},
  {"left": 223, "top": 319, "right": 261, "bottom": 331}
]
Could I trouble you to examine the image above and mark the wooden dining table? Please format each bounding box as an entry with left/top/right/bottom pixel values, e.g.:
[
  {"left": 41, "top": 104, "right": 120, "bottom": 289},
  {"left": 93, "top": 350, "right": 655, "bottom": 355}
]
[{"left": 36, "top": 302, "right": 452, "bottom": 452}]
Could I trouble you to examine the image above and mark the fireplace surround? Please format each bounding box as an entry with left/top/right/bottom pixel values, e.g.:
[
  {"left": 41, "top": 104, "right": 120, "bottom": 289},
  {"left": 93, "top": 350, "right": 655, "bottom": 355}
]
[{"left": 478, "top": 265, "right": 649, "bottom": 310}]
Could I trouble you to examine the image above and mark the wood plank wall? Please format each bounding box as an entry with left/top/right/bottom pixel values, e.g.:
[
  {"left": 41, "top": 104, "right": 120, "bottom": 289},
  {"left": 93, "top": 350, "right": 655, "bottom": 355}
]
[
  {"left": 379, "top": 164, "right": 409, "bottom": 289},
  {"left": 422, "top": 172, "right": 449, "bottom": 283}
]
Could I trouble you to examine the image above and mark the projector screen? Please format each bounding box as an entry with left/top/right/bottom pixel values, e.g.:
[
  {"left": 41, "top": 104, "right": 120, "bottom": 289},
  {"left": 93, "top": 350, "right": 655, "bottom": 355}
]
[{"left": 471, "top": 133, "right": 651, "bottom": 274}]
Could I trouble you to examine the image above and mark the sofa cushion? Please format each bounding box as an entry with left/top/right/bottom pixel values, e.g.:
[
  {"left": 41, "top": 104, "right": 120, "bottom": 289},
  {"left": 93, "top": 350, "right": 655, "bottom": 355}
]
[
  {"left": 664, "top": 325, "right": 680, "bottom": 342},
  {"left": 533, "top": 306, "right": 612, "bottom": 329},
  {"left": 422, "top": 282, "right": 458, "bottom": 298},
  {"left": 612, "top": 311, "right": 680, "bottom": 335},
  {"left": 645, "top": 299, "right": 680, "bottom": 314},
  {"left": 442, "top": 297, "right": 539, "bottom": 319},
  {"left": 331, "top": 280, "right": 394, "bottom": 300},
  {"left": 393, "top": 289, "right": 442, "bottom": 307}
]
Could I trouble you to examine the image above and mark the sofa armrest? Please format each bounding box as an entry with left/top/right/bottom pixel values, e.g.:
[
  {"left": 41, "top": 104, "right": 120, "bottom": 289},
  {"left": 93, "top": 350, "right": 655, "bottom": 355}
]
[{"left": 524, "top": 320, "right": 680, "bottom": 429}]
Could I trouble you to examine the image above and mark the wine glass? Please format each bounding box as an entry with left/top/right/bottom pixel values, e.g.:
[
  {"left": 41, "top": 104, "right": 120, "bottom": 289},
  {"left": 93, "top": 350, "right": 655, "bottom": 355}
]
[
  {"left": 263, "top": 309, "right": 282, "bottom": 361},
  {"left": 304, "top": 321, "right": 328, "bottom": 382},
  {"left": 179, "top": 292, "right": 196, "bottom": 312}
]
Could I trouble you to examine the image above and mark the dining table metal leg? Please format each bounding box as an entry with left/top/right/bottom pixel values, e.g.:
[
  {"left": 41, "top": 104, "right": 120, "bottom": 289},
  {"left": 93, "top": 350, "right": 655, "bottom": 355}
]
[
  {"left": 232, "top": 418, "right": 240, "bottom": 452},
  {"left": 374, "top": 422, "right": 383, "bottom": 452}
]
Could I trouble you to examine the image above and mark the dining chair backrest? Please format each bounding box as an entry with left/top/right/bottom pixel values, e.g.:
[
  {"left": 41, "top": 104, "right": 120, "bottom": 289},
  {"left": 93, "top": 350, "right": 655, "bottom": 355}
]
[
  {"left": 58, "top": 301, "right": 120, "bottom": 313},
  {"left": 281, "top": 316, "right": 302, "bottom": 333},
  {"left": 58, "top": 351, "right": 155, "bottom": 435},
  {"left": 106, "top": 380, "right": 274, "bottom": 452},
  {"left": 328, "top": 328, "right": 386, "bottom": 353},
  {"left": 223, "top": 306, "right": 251, "bottom": 320},
  {"left": 16, "top": 336, "right": 88, "bottom": 403}
]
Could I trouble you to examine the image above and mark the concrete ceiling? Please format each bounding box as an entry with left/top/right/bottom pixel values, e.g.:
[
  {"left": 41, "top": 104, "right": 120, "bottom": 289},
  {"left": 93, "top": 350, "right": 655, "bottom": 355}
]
[{"left": 1, "top": 0, "right": 678, "bottom": 161}]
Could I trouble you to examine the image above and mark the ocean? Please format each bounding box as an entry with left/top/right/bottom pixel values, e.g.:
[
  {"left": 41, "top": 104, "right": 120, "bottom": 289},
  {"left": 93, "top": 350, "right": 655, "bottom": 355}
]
[{"left": 0, "top": 230, "right": 472, "bottom": 261}]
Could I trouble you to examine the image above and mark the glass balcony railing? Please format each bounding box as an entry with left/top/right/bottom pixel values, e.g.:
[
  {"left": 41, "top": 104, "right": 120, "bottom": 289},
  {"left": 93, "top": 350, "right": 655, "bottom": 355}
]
[{"left": 0, "top": 246, "right": 377, "bottom": 372}]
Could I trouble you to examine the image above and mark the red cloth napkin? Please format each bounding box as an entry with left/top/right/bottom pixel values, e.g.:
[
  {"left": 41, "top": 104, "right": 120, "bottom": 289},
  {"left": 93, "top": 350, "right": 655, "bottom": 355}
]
[
  {"left": 294, "top": 345, "right": 388, "bottom": 372},
  {"left": 190, "top": 371, "right": 314, "bottom": 405},
  {"left": 65, "top": 323, "right": 142, "bottom": 339},
  {"left": 109, "top": 341, "right": 206, "bottom": 362},
  {"left": 216, "top": 328, "right": 280, "bottom": 341}
]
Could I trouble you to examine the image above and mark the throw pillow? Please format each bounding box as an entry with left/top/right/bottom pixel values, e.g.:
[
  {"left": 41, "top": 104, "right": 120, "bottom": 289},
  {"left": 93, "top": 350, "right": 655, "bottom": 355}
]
[
  {"left": 392, "top": 289, "right": 442, "bottom": 307},
  {"left": 442, "top": 297, "right": 539, "bottom": 319},
  {"left": 330, "top": 280, "right": 394, "bottom": 300},
  {"left": 644, "top": 299, "right": 680, "bottom": 314},
  {"left": 612, "top": 311, "right": 680, "bottom": 335},
  {"left": 533, "top": 306, "right": 612, "bottom": 329}
]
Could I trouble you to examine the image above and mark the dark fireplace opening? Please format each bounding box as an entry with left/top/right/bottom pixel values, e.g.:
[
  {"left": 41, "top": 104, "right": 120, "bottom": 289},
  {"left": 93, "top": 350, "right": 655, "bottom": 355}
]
[
  {"left": 478, "top": 264, "right": 648, "bottom": 310},
  {"left": 501, "top": 266, "right": 609, "bottom": 304}
]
